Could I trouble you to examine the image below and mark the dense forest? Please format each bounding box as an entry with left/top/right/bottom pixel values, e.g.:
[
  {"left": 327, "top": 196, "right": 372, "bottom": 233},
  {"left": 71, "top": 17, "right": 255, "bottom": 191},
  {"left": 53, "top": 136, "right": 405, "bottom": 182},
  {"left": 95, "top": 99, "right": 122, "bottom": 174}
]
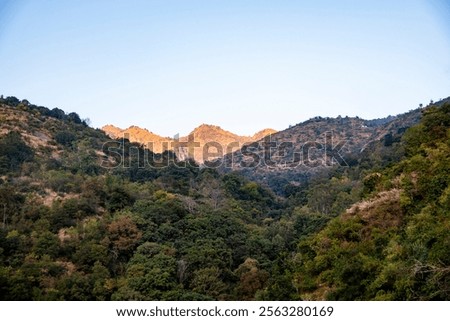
[{"left": 0, "top": 95, "right": 449, "bottom": 300}]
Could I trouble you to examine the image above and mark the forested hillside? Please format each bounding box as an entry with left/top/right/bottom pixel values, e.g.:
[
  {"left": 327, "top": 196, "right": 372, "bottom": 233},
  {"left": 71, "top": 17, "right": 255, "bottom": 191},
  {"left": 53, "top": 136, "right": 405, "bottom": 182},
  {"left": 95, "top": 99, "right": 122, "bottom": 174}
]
[
  {"left": 0, "top": 95, "right": 449, "bottom": 300},
  {"left": 290, "top": 100, "right": 450, "bottom": 300}
]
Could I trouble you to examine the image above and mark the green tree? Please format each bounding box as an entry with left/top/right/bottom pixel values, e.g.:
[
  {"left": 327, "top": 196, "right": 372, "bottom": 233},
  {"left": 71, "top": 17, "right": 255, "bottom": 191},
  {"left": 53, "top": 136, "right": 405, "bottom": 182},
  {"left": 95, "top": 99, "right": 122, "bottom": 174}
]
[{"left": 0, "top": 131, "right": 34, "bottom": 173}]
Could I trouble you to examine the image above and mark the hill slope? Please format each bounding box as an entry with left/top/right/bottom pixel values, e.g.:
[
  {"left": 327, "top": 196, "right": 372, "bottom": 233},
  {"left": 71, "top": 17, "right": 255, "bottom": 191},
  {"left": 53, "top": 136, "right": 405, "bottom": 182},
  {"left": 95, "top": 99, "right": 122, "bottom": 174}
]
[
  {"left": 290, "top": 100, "right": 450, "bottom": 300},
  {"left": 221, "top": 107, "right": 424, "bottom": 193}
]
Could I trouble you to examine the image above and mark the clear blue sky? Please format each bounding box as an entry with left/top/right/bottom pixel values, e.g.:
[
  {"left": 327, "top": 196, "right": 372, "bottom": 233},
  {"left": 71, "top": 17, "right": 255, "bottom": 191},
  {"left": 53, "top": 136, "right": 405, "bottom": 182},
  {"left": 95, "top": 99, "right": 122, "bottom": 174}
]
[{"left": 1, "top": 0, "right": 450, "bottom": 137}]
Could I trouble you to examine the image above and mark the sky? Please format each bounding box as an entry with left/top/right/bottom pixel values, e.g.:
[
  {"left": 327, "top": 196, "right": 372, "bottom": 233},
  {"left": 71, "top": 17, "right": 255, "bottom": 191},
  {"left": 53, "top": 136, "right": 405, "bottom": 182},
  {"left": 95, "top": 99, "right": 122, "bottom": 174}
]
[{"left": 1, "top": 0, "right": 450, "bottom": 137}]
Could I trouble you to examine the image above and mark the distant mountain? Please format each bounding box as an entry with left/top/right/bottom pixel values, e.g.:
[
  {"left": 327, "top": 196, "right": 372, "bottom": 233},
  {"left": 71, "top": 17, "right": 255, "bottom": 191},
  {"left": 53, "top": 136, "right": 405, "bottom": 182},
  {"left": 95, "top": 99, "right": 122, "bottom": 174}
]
[
  {"left": 102, "top": 124, "right": 172, "bottom": 154},
  {"left": 102, "top": 104, "right": 430, "bottom": 191},
  {"left": 178, "top": 124, "right": 277, "bottom": 164},
  {"left": 101, "top": 124, "right": 277, "bottom": 164},
  {"left": 220, "top": 106, "right": 426, "bottom": 192},
  {"left": 251, "top": 128, "right": 278, "bottom": 141}
]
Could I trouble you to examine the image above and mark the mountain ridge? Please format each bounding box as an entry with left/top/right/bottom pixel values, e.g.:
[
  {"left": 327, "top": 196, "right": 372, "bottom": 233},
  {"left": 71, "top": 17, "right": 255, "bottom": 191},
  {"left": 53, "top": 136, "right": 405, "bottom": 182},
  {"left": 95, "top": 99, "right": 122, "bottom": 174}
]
[
  {"left": 101, "top": 103, "right": 435, "bottom": 172},
  {"left": 219, "top": 104, "right": 433, "bottom": 193},
  {"left": 101, "top": 123, "right": 277, "bottom": 163}
]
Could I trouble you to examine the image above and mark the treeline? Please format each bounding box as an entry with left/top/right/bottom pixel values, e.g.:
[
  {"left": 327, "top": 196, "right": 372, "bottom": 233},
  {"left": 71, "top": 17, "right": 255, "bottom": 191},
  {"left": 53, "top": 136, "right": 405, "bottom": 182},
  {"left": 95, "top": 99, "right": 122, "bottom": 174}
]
[{"left": 0, "top": 95, "right": 85, "bottom": 125}]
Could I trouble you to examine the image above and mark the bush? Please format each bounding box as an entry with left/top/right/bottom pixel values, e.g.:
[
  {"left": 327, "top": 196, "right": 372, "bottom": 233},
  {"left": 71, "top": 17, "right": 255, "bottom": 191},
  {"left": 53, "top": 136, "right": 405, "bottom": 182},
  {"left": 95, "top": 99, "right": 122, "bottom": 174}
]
[{"left": 55, "top": 131, "right": 77, "bottom": 147}]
